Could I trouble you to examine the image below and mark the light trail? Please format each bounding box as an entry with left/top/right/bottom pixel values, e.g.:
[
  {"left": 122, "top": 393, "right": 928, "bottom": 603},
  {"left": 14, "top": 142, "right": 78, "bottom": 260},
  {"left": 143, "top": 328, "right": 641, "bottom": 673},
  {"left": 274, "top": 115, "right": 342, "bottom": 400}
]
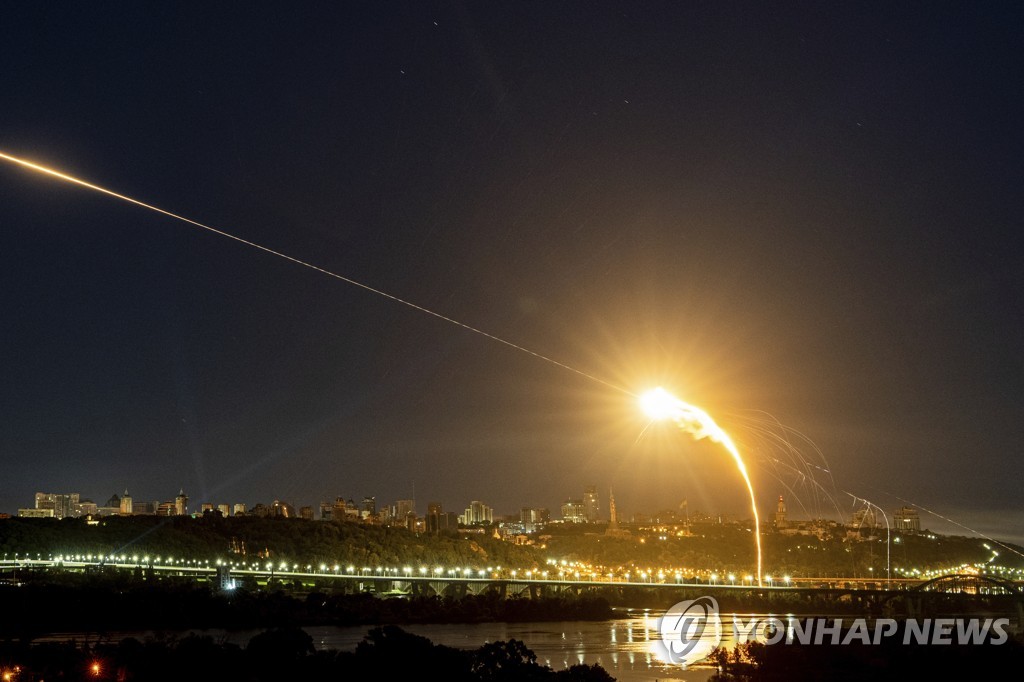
[
  {"left": 870, "top": 487, "right": 1024, "bottom": 560},
  {"left": 640, "top": 387, "right": 763, "bottom": 586},
  {"left": 845, "top": 492, "right": 891, "bottom": 588},
  {"left": 0, "top": 150, "right": 630, "bottom": 396}
]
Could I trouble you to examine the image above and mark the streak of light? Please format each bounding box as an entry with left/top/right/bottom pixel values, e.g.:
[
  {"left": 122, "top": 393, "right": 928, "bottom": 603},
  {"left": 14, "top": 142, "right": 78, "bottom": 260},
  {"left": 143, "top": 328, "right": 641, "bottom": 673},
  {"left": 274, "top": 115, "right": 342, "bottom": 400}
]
[
  {"left": 0, "top": 150, "right": 630, "bottom": 396},
  {"left": 640, "top": 387, "right": 763, "bottom": 585}
]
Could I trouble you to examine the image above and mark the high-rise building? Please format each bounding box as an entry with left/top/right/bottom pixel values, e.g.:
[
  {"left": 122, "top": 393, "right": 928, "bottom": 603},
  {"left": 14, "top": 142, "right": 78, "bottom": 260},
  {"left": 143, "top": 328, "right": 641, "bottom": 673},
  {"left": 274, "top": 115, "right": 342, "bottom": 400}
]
[
  {"left": 299, "top": 506, "right": 314, "bottom": 520},
  {"left": 426, "top": 503, "right": 458, "bottom": 533},
  {"left": 217, "top": 504, "right": 231, "bottom": 517},
  {"left": 233, "top": 502, "right": 246, "bottom": 516},
  {"left": 561, "top": 499, "right": 585, "bottom": 523},
  {"left": 461, "top": 500, "right": 492, "bottom": 526},
  {"left": 396, "top": 499, "right": 415, "bottom": 520},
  {"left": 362, "top": 496, "right": 376, "bottom": 516},
  {"left": 34, "top": 492, "right": 79, "bottom": 519},
  {"left": 583, "top": 485, "right": 600, "bottom": 522}
]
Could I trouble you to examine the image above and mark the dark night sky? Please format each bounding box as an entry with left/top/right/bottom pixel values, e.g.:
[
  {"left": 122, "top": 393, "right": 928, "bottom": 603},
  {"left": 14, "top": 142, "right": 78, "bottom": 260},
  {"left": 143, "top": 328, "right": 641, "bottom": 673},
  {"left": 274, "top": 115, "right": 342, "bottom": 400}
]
[{"left": 1, "top": 3, "right": 1021, "bottom": 542}]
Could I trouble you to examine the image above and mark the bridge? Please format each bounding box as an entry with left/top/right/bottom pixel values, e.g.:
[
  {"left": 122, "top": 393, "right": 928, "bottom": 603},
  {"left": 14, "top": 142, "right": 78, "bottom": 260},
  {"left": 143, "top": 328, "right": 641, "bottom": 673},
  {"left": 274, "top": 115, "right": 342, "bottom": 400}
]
[{"left": 2, "top": 558, "right": 1021, "bottom": 620}]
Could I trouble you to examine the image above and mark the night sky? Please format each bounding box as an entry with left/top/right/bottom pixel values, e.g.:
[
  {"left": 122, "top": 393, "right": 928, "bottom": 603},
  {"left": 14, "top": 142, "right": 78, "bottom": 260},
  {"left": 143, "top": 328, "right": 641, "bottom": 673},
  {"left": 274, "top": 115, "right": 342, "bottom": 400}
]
[{"left": 2, "top": 3, "right": 1021, "bottom": 542}]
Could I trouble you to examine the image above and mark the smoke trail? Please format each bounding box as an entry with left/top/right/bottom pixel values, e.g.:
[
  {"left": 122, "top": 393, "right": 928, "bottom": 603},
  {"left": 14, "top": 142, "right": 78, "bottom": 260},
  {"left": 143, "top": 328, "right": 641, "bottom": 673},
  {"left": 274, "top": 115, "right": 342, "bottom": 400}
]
[
  {"left": 641, "top": 388, "right": 763, "bottom": 585},
  {"left": 0, "top": 150, "right": 629, "bottom": 397}
]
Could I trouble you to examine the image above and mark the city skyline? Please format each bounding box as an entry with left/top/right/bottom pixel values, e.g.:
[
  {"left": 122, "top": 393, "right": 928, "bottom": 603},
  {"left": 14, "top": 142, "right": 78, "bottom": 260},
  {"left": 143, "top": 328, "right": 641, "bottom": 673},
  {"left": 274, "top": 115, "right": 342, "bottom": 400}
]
[{"left": 2, "top": 5, "right": 1021, "bottom": 545}]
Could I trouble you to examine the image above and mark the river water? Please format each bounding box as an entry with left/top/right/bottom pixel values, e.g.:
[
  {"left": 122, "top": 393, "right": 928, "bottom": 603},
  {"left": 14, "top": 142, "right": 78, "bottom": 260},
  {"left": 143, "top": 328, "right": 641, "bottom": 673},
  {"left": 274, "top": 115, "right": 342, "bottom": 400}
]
[
  {"left": 32, "top": 598, "right": 1024, "bottom": 681},
  {"left": 37, "top": 609, "right": 724, "bottom": 681},
  {"left": 37, "top": 608, "right": 1021, "bottom": 681}
]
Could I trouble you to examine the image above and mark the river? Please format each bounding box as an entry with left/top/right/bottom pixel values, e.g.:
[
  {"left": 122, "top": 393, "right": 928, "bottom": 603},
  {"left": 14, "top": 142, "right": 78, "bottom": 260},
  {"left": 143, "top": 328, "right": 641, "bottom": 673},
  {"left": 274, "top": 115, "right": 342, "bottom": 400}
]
[
  {"left": 33, "top": 608, "right": 1020, "bottom": 681},
  {"left": 36, "top": 609, "right": 724, "bottom": 681}
]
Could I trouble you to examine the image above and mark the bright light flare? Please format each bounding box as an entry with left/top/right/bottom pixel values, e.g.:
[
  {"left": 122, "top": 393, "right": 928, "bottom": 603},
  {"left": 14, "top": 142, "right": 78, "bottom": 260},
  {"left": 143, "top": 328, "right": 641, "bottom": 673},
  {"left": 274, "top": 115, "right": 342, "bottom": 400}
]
[
  {"left": 640, "top": 387, "right": 678, "bottom": 420},
  {"left": 640, "top": 386, "right": 763, "bottom": 586}
]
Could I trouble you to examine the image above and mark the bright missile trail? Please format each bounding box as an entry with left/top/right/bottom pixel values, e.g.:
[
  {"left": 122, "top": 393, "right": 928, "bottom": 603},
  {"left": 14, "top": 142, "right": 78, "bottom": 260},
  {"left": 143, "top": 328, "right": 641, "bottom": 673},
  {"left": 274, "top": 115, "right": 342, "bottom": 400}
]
[
  {"left": 0, "top": 150, "right": 628, "bottom": 396},
  {"left": 640, "top": 387, "right": 764, "bottom": 586}
]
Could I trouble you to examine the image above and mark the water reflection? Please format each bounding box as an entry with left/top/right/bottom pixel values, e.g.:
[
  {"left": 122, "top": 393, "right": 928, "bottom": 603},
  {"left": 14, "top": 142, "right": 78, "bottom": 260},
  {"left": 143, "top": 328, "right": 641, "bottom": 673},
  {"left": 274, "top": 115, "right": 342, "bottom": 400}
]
[{"left": 39, "top": 614, "right": 731, "bottom": 682}]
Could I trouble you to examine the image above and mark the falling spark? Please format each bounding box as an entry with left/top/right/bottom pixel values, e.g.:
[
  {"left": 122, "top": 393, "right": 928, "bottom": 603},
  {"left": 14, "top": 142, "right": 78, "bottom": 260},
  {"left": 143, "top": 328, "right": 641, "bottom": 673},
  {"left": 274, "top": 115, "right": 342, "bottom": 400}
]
[
  {"left": 0, "top": 150, "right": 629, "bottom": 396},
  {"left": 640, "top": 387, "right": 763, "bottom": 586}
]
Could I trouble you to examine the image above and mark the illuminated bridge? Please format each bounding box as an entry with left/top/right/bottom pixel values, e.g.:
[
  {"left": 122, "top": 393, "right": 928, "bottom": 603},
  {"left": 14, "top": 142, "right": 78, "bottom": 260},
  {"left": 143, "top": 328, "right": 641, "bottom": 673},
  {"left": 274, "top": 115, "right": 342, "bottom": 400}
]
[{"left": 3, "top": 558, "right": 1022, "bottom": 619}]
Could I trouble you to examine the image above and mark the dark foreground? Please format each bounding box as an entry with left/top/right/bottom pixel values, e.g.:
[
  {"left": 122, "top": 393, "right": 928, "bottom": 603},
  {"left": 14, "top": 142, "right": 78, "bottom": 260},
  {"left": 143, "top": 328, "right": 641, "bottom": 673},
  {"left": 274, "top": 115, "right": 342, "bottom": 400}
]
[{"left": 0, "top": 625, "right": 615, "bottom": 682}]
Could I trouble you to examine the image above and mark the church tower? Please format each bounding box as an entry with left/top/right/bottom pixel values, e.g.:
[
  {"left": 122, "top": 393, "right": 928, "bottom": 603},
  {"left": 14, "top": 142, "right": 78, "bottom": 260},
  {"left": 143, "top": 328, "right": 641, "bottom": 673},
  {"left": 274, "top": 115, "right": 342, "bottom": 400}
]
[
  {"left": 120, "top": 489, "right": 133, "bottom": 515},
  {"left": 775, "top": 495, "right": 787, "bottom": 529},
  {"left": 175, "top": 489, "right": 188, "bottom": 516}
]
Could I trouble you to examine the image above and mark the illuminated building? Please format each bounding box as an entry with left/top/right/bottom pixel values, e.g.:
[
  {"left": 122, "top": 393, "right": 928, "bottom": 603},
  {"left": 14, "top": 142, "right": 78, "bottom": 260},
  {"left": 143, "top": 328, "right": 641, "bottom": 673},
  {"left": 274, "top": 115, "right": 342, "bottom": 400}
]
[
  {"left": 461, "top": 500, "right": 493, "bottom": 525},
  {"left": 583, "top": 485, "right": 600, "bottom": 522},
  {"left": 561, "top": 499, "right": 585, "bottom": 523},
  {"left": 850, "top": 507, "right": 877, "bottom": 529},
  {"left": 18, "top": 507, "right": 55, "bottom": 518},
  {"left": 119, "top": 489, "right": 133, "bottom": 515},
  {"left": 175, "top": 489, "right": 188, "bottom": 516},
  {"left": 894, "top": 506, "right": 921, "bottom": 533},
  {"left": 33, "top": 492, "right": 79, "bottom": 519},
  {"left": 775, "top": 495, "right": 788, "bottom": 530}
]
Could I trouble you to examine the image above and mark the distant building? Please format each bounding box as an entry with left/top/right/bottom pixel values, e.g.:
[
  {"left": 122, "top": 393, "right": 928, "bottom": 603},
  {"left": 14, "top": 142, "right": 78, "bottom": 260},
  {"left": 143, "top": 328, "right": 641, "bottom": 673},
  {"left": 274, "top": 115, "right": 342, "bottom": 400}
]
[
  {"left": 270, "top": 500, "right": 294, "bottom": 518},
  {"left": 362, "top": 496, "right": 376, "bottom": 516},
  {"left": 119, "top": 490, "right": 134, "bottom": 515},
  {"left": 233, "top": 503, "right": 246, "bottom": 516},
  {"left": 583, "top": 485, "right": 600, "bottom": 522},
  {"left": 396, "top": 499, "right": 415, "bottom": 519},
  {"left": 299, "top": 506, "right": 314, "bottom": 520},
  {"left": 201, "top": 503, "right": 214, "bottom": 513},
  {"left": 175, "top": 489, "right": 188, "bottom": 516},
  {"left": 218, "top": 504, "right": 231, "bottom": 517},
  {"left": 849, "top": 507, "right": 877, "bottom": 529},
  {"left": 894, "top": 506, "right": 920, "bottom": 533},
  {"left": 461, "top": 500, "right": 493, "bottom": 526},
  {"left": 425, "top": 502, "right": 446, "bottom": 532},
  {"left": 561, "top": 499, "right": 585, "bottom": 523},
  {"left": 34, "top": 492, "right": 79, "bottom": 519},
  {"left": 775, "top": 495, "right": 788, "bottom": 530},
  {"left": 426, "top": 503, "right": 458, "bottom": 533},
  {"left": 18, "top": 508, "right": 55, "bottom": 518}
]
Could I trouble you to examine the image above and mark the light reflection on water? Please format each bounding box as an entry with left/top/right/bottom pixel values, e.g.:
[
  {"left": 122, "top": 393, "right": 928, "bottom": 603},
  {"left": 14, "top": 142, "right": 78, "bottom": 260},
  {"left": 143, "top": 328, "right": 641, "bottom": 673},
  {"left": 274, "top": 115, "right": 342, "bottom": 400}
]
[{"left": 40, "top": 611, "right": 752, "bottom": 682}]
